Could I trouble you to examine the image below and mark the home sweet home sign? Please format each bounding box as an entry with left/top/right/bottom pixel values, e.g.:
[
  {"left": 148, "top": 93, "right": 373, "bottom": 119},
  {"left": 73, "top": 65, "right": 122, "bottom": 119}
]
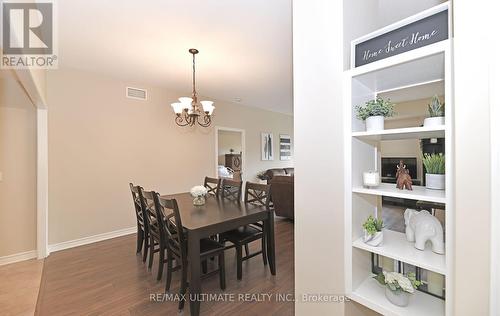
[{"left": 353, "top": 8, "right": 449, "bottom": 68}]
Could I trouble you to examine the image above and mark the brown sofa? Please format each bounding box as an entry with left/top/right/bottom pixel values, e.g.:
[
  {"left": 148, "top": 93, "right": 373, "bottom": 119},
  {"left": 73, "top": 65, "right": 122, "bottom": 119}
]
[{"left": 264, "top": 168, "right": 294, "bottom": 220}]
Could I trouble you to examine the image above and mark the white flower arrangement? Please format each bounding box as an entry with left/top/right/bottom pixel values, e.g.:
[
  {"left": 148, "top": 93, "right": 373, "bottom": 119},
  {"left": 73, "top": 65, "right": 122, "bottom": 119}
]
[
  {"left": 190, "top": 186, "right": 208, "bottom": 198},
  {"left": 374, "top": 271, "right": 421, "bottom": 294}
]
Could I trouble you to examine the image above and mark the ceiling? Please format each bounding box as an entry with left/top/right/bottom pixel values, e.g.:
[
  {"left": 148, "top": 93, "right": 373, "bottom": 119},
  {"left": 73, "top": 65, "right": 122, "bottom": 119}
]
[{"left": 57, "top": 0, "right": 293, "bottom": 114}]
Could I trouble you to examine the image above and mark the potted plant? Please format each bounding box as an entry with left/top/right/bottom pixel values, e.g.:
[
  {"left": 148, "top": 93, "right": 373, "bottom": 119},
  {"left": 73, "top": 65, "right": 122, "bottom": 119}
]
[
  {"left": 257, "top": 171, "right": 269, "bottom": 184},
  {"left": 423, "top": 153, "right": 445, "bottom": 190},
  {"left": 355, "top": 97, "right": 395, "bottom": 132},
  {"left": 374, "top": 271, "right": 421, "bottom": 307},
  {"left": 362, "top": 215, "right": 384, "bottom": 247},
  {"left": 190, "top": 185, "right": 208, "bottom": 206},
  {"left": 423, "top": 95, "right": 445, "bottom": 127}
]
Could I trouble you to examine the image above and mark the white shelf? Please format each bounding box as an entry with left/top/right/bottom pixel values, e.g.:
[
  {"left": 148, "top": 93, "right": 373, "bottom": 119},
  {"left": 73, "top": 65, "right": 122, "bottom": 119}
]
[
  {"left": 352, "top": 125, "right": 445, "bottom": 142},
  {"left": 348, "top": 41, "right": 448, "bottom": 93},
  {"left": 353, "top": 230, "right": 446, "bottom": 275},
  {"left": 352, "top": 183, "right": 446, "bottom": 204},
  {"left": 349, "top": 277, "right": 445, "bottom": 316}
]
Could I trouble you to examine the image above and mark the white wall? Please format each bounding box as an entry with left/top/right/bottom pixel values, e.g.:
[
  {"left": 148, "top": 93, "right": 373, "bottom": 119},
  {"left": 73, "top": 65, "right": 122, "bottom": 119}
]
[
  {"left": 293, "top": 1, "right": 346, "bottom": 314},
  {"left": 454, "top": 1, "right": 492, "bottom": 315}
]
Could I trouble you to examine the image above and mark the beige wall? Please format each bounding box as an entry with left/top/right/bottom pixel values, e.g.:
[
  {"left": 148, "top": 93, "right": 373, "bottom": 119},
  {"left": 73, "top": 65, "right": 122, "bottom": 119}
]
[
  {"left": 46, "top": 69, "right": 293, "bottom": 245},
  {"left": 0, "top": 78, "right": 37, "bottom": 257},
  {"left": 217, "top": 130, "right": 242, "bottom": 165}
]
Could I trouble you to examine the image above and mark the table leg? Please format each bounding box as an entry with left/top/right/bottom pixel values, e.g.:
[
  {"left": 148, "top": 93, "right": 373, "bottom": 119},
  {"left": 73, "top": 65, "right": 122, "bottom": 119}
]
[
  {"left": 188, "top": 230, "right": 201, "bottom": 316},
  {"left": 266, "top": 211, "right": 276, "bottom": 275}
]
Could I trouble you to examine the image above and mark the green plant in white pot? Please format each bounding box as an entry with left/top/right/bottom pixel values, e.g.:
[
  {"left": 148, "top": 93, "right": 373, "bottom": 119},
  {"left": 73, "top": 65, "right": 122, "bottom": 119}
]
[
  {"left": 374, "top": 271, "right": 421, "bottom": 307},
  {"left": 423, "top": 153, "right": 445, "bottom": 190},
  {"left": 423, "top": 95, "right": 445, "bottom": 127},
  {"left": 362, "top": 215, "right": 384, "bottom": 247},
  {"left": 355, "top": 97, "right": 395, "bottom": 132}
]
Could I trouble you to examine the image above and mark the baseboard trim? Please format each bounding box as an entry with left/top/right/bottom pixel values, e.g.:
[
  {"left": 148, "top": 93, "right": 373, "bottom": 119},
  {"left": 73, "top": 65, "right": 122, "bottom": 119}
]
[
  {"left": 0, "top": 250, "right": 38, "bottom": 266},
  {"left": 48, "top": 226, "right": 136, "bottom": 253}
]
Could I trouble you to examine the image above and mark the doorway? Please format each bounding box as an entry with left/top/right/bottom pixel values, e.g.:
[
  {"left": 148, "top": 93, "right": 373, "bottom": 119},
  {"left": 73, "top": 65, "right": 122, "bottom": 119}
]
[{"left": 215, "top": 127, "right": 245, "bottom": 183}]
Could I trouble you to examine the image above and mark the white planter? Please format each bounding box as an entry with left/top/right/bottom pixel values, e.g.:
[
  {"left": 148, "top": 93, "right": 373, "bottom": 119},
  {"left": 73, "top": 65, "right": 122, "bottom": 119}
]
[
  {"left": 365, "top": 115, "right": 384, "bottom": 132},
  {"left": 385, "top": 288, "right": 410, "bottom": 307},
  {"left": 423, "top": 116, "right": 445, "bottom": 127},
  {"left": 426, "top": 173, "right": 445, "bottom": 190},
  {"left": 363, "top": 230, "right": 383, "bottom": 247}
]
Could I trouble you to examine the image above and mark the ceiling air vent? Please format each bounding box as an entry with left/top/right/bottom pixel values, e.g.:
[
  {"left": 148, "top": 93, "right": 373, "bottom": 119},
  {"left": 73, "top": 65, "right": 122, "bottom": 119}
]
[{"left": 126, "top": 87, "right": 147, "bottom": 100}]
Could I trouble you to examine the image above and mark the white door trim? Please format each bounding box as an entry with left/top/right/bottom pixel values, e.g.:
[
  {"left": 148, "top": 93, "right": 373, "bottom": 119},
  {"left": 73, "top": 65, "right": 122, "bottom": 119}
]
[
  {"left": 214, "top": 126, "right": 246, "bottom": 185},
  {"left": 490, "top": 54, "right": 500, "bottom": 316},
  {"left": 37, "top": 108, "right": 49, "bottom": 258}
]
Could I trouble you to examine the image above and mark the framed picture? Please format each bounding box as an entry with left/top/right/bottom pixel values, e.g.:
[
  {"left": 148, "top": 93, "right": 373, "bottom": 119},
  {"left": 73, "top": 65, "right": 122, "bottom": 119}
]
[
  {"left": 261, "top": 132, "right": 274, "bottom": 161},
  {"left": 279, "top": 134, "right": 292, "bottom": 161}
]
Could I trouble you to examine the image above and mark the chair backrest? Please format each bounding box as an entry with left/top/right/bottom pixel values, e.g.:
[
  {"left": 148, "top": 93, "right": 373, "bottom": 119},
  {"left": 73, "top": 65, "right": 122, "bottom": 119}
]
[
  {"left": 152, "top": 193, "right": 187, "bottom": 262},
  {"left": 130, "top": 183, "right": 146, "bottom": 230},
  {"left": 221, "top": 178, "right": 242, "bottom": 202},
  {"left": 204, "top": 177, "right": 221, "bottom": 196},
  {"left": 139, "top": 188, "right": 162, "bottom": 242},
  {"left": 244, "top": 181, "right": 271, "bottom": 208}
]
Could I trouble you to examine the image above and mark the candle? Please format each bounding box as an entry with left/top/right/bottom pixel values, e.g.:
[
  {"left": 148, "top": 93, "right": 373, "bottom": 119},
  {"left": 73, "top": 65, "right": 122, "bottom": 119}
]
[{"left": 363, "top": 171, "right": 380, "bottom": 187}]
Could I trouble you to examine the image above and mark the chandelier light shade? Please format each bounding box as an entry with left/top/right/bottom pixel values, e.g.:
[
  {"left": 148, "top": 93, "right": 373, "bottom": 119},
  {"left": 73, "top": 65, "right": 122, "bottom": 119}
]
[{"left": 171, "top": 48, "right": 214, "bottom": 127}]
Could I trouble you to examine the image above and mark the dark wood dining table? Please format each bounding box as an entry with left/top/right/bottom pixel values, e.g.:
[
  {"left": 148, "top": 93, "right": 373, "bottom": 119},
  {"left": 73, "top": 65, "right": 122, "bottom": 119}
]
[{"left": 160, "top": 192, "right": 276, "bottom": 316}]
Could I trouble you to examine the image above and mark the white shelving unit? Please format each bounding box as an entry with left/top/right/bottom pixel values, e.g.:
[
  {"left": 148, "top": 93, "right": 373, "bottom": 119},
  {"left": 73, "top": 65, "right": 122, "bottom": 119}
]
[
  {"left": 344, "top": 3, "right": 453, "bottom": 316},
  {"left": 352, "top": 183, "right": 446, "bottom": 204}
]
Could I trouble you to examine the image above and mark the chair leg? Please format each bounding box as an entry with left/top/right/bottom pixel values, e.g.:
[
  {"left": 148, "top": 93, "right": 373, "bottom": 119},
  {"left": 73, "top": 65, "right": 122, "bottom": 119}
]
[
  {"left": 219, "top": 252, "right": 226, "bottom": 290},
  {"left": 236, "top": 245, "right": 243, "bottom": 280},
  {"left": 157, "top": 244, "right": 165, "bottom": 281},
  {"left": 165, "top": 248, "right": 173, "bottom": 292},
  {"left": 136, "top": 228, "right": 144, "bottom": 254},
  {"left": 178, "top": 262, "right": 188, "bottom": 311},
  {"left": 142, "top": 233, "right": 149, "bottom": 263},
  {"left": 261, "top": 235, "right": 268, "bottom": 266},
  {"left": 148, "top": 237, "right": 155, "bottom": 270},
  {"left": 244, "top": 244, "right": 249, "bottom": 256},
  {"left": 202, "top": 259, "right": 208, "bottom": 274}
]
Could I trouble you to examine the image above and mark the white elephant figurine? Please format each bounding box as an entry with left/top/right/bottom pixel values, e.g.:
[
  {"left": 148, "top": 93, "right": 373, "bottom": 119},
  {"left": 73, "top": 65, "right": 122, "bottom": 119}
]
[{"left": 404, "top": 209, "right": 444, "bottom": 254}]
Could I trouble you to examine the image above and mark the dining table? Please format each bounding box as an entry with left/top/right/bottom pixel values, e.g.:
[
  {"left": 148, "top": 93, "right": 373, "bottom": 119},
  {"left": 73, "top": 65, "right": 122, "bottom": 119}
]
[{"left": 160, "top": 192, "right": 276, "bottom": 316}]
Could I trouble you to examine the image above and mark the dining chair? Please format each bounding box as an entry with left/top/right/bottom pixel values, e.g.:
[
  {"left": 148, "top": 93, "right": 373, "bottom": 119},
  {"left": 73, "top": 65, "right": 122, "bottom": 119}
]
[
  {"left": 153, "top": 193, "right": 226, "bottom": 310},
  {"left": 204, "top": 177, "right": 221, "bottom": 196},
  {"left": 139, "top": 188, "right": 166, "bottom": 280},
  {"left": 129, "top": 183, "right": 149, "bottom": 263},
  {"left": 220, "top": 181, "right": 270, "bottom": 280},
  {"left": 220, "top": 178, "right": 243, "bottom": 202}
]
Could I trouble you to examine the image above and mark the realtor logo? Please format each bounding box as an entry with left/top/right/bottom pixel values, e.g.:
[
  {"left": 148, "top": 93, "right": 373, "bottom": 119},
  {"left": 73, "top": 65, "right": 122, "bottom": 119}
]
[{"left": 1, "top": 1, "right": 57, "bottom": 68}]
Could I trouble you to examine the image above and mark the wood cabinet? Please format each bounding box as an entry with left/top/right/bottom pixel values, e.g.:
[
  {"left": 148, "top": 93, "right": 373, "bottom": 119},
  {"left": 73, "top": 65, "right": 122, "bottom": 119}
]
[{"left": 225, "top": 154, "right": 241, "bottom": 172}]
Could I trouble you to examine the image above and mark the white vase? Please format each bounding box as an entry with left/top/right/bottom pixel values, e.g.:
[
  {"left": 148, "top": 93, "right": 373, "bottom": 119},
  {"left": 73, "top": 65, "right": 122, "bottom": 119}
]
[
  {"left": 363, "top": 230, "right": 383, "bottom": 247},
  {"left": 426, "top": 174, "right": 445, "bottom": 190},
  {"left": 385, "top": 288, "right": 410, "bottom": 307},
  {"left": 423, "top": 116, "right": 445, "bottom": 127},
  {"left": 365, "top": 115, "right": 384, "bottom": 132}
]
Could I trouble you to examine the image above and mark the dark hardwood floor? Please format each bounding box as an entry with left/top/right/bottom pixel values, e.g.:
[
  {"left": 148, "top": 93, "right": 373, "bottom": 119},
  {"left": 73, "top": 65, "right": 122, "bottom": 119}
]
[{"left": 35, "top": 219, "right": 294, "bottom": 316}]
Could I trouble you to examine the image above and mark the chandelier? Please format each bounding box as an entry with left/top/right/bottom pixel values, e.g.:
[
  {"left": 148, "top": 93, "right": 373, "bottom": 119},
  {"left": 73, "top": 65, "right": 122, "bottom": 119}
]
[{"left": 171, "top": 48, "right": 215, "bottom": 127}]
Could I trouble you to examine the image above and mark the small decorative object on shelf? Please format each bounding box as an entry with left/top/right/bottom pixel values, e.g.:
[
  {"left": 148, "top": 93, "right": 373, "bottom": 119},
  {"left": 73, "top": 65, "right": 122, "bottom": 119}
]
[
  {"left": 355, "top": 97, "right": 395, "bottom": 132},
  {"left": 404, "top": 209, "right": 445, "bottom": 254},
  {"left": 362, "top": 215, "right": 384, "bottom": 247},
  {"left": 374, "top": 271, "right": 421, "bottom": 307},
  {"left": 363, "top": 171, "right": 380, "bottom": 188},
  {"left": 396, "top": 160, "right": 413, "bottom": 190},
  {"left": 190, "top": 185, "right": 208, "bottom": 206},
  {"left": 423, "top": 153, "right": 445, "bottom": 190},
  {"left": 423, "top": 95, "right": 445, "bottom": 127}
]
